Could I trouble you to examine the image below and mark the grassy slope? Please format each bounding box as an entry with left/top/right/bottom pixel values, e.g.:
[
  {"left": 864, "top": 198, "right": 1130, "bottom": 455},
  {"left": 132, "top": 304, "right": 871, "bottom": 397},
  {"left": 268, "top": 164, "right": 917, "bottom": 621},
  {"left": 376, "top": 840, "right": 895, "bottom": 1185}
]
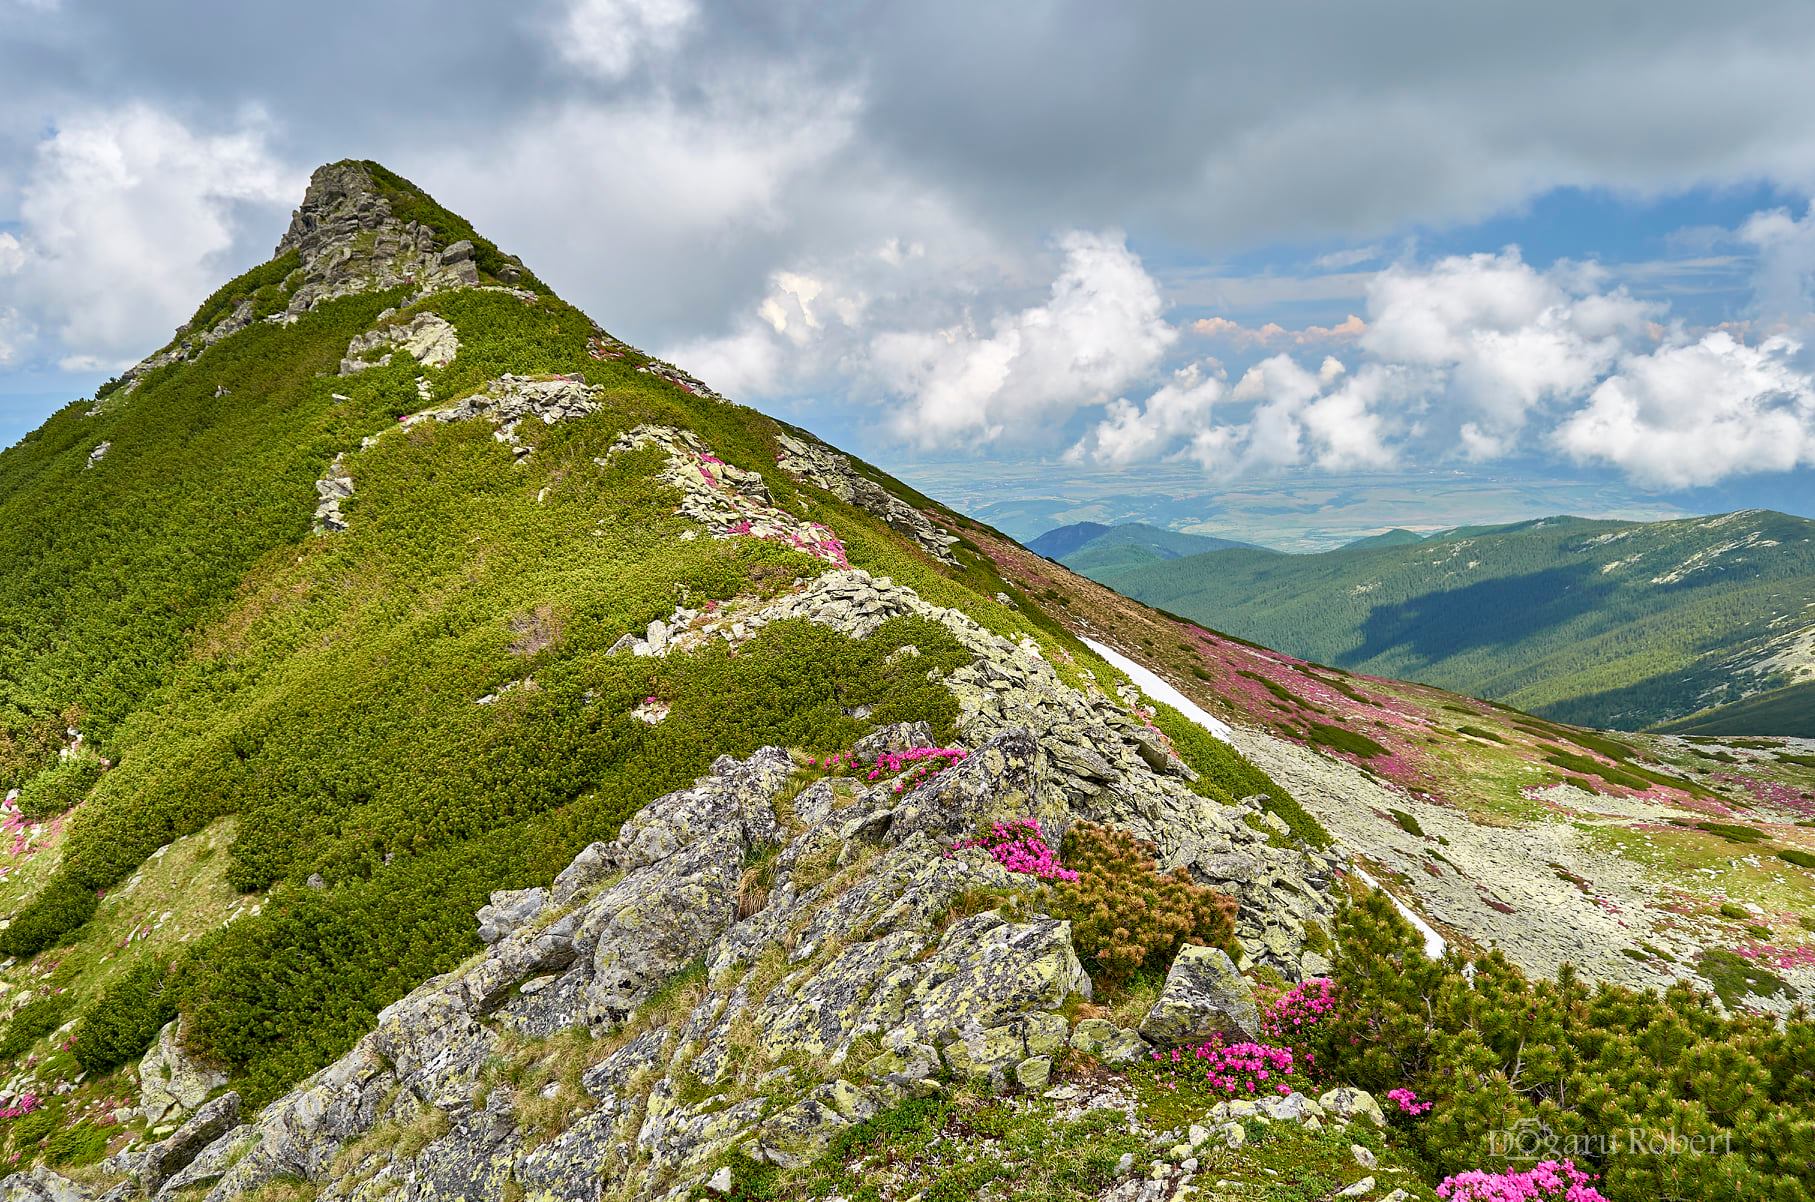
[
  {"left": 1063, "top": 511, "right": 1815, "bottom": 732},
  {"left": 0, "top": 167, "right": 1294, "bottom": 1161}
]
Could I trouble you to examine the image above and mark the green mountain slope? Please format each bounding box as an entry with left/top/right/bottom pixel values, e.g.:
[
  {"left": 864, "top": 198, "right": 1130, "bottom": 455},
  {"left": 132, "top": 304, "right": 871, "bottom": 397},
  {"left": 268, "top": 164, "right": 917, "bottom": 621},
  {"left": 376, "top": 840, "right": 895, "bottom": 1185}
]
[
  {"left": 0, "top": 160, "right": 1294, "bottom": 1113},
  {"left": 0, "top": 162, "right": 1810, "bottom": 1202},
  {"left": 1054, "top": 512, "right": 1815, "bottom": 732},
  {"left": 1339, "top": 528, "right": 1428, "bottom": 550}
]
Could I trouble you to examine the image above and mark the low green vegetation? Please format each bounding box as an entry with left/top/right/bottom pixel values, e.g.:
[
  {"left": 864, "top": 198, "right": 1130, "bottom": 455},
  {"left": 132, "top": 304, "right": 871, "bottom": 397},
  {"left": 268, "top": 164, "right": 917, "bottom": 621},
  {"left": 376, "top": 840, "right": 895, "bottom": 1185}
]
[
  {"left": 16, "top": 750, "right": 104, "bottom": 819},
  {"left": 1305, "top": 722, "right": 1388, "bottom": 760},
  {"left": 1387, "top": 808, "right": 1425, "bottom": 838},
  {"left": 1314, "top": 891, "right": 1812, "bottom": 1197},
  {"left": 0, "top": 166, "right": 1312, "bottom": 1135},
  {"left": 1692, "top": 821, "right": 1768, "bottom": 845},
  {"left": 710, "top": 1095, "right": 1149, "bottom": 1202}
]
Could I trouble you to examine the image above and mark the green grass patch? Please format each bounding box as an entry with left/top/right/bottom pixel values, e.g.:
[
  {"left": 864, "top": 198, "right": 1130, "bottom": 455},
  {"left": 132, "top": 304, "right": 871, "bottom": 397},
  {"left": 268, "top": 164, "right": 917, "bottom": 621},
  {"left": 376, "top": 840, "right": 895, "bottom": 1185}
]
[
  {"left": 1696, "top": 947, "right": 1790, "bottom": 1009},
  {"left": 1305, "top": 723, "right": 1387, "bottom": 760},
  {"left": 1387, "top": 808, "right": 1425, "bottom": 838}
]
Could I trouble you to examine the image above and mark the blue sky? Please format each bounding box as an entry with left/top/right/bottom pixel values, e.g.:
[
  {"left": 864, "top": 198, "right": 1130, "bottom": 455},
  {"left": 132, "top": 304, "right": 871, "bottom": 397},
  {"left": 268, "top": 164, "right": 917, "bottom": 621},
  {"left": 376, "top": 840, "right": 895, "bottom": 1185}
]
[{"left": 3, "top": 1, "right": 1814, "bottom": 544}]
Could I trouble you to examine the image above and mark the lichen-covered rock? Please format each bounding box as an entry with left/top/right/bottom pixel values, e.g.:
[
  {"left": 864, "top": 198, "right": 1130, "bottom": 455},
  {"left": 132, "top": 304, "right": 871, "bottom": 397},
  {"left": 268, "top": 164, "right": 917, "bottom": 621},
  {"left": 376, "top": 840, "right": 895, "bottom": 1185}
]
[
  {"left": 0, "top": 1167, "right": 94, "bottom": 1202},
  {"left": 774, "top": 432, "right": 960, "bottom": 565},
  {"left": 339, "top": 311, "right": 460, "bottom": 374},
  {"left": 1070, "top": 1017, "right": 1147, "bottom": 1064},
  {"left": 476, "top": 886, "right": 548, "bottom": 945},
  {"left": 140, "top": 1091, "right": 240, "bottom": 1193},
  {"left": 136, "top": 1020, "right": 228, "bottom": 1127},
  {"left": 1320, "top": 1086, "right": 1388, "bottom": 1129},
  {"left": 1138, "top": 945, "right": 1260, "bottom": 1046}
]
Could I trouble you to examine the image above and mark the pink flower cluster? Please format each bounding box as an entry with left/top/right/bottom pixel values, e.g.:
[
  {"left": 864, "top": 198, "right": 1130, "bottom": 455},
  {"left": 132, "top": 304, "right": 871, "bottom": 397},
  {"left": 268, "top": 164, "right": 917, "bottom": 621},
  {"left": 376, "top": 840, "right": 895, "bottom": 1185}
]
[
  {"left": 1261, "top": 977, "right": 1336, "bottom": 1041},
  {"left": 949, "top": 818, "right": 1077, "bottom": 882},
  {"left": 1735, "top": 941, "right": 1815, "bottom": 970},
  {"left": 1386, "top": 1086, "right": 1432, "bottom": 1115},
  {"left": 0, "top": 1093, "right": 41, "bottom": 1120},
  {"left": 806, "top": 746, "right": 968, "bottom": 796},
  {"left": 1149, "top": 1035, "right": 1308, "bottom": 1097},
  {"left": 1714, "top": 772, "right": 1815, "bottom": 818},
  {"left": 1437, "top": 1160, "right": 1607, "bottom": 1202}
]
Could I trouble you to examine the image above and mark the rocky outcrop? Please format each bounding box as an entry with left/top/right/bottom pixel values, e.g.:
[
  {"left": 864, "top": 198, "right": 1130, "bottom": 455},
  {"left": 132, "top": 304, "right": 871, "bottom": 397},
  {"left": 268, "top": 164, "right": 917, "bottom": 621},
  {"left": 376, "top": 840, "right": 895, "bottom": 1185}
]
[
  {"left": 274, "top": 162, "right": 481, "bottom": 312},
  {"left": 135, "top": 1020, "right": 228, "bottom": 1128},
  {"left": 63, "top": 741, "right": 1066, "bottom": 1200},
  {"left": 103, "top": 161, "right": 516, "bottom": 401},
  {"left": 606, "top": 425, "right": 850, "bottom": 566},
  {"left": 339, "top": 311, "right": 460, "bottom": 374},
  {"left": 43, "top": 596, "right": 1338, "bottom": 1200},
  {"left": 609, "top": 568, "right": 1341, "bottom": 975},
  {"left": 774, "top": 432, "right": 960, "bottom": 565},
  {"left": 312, "top": 453, "right": 354, "bottom": 533},
  {"left": 409, "top": 373, "right": 599, "bottom": 460}
]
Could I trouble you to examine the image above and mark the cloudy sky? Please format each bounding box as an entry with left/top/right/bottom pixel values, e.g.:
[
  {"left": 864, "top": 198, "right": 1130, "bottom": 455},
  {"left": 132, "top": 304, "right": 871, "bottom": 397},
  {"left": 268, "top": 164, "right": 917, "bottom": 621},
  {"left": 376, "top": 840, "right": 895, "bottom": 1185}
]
[{"left": 4, "top": 0, "right": 1815, "bottom": 539}]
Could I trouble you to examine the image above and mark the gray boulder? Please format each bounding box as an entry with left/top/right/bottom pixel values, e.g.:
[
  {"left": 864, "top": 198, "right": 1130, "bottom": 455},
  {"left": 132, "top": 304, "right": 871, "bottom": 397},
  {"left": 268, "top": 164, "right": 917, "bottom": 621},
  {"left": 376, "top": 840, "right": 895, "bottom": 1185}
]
[{"left": 1138, "top": 945, "right": 1260, "bottom": 1046}]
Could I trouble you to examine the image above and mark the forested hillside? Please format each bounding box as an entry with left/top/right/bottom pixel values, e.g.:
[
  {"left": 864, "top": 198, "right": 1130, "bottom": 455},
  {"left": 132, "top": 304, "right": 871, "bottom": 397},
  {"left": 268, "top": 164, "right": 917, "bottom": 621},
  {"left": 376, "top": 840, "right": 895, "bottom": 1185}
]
[{"left": 1049, "top": 513, "right": 1815, "bottom": 732}]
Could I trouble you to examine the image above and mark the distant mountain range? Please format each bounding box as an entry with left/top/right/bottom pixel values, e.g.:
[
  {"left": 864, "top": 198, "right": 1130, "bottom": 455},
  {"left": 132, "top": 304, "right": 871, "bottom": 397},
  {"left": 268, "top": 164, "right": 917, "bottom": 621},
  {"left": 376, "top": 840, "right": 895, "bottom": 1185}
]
[{"left": 1036, "top": 511, "right": 1815, "bottom": 733}]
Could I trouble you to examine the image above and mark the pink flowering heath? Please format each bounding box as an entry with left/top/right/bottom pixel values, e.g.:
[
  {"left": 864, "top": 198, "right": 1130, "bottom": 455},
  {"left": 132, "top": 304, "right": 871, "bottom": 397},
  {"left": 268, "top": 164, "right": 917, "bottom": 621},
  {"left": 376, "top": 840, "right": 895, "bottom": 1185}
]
[{"left": 1437, "top": 1159, "right": 1607, "bottom": 1202}]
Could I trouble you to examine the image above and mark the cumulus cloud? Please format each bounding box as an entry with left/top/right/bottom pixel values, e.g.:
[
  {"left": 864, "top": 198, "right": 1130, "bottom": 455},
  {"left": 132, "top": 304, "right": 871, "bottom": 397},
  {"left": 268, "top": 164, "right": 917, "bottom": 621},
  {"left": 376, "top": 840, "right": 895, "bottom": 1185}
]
[
  {"left": 1361, "top": 250, "right": 1658, "bottom": 445},
  {"left": 1063, "top": 234, "right": 1815, "bottom": 492},
  {"left": 0, "top": 105, "right": 299, "bottom": 372},
  {"left": 1193, "top": 356, "right": 1407, "bottom": 473},
  {"left": 865, "top": 231, "right": 1175, "bottom": 445},
  {"left": 1555, "top": 332, "right": 1815, "bottom": 487},
  {"left": 551, "top": 0, "right": 698, "bottom": 79},
  {"left": 1066, "top": 362, "right": 1223, "bottom": 466},
  {"left": 0, "top": 308, "right": 25, "bottom": 367}
]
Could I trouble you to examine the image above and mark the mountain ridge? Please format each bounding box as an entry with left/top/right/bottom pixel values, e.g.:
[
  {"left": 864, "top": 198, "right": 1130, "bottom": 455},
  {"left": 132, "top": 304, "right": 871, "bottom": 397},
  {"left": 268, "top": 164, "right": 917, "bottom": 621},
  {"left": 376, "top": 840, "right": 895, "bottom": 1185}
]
[{"left": 0, "top": 161, "right": 1808, "bottom": 1202}]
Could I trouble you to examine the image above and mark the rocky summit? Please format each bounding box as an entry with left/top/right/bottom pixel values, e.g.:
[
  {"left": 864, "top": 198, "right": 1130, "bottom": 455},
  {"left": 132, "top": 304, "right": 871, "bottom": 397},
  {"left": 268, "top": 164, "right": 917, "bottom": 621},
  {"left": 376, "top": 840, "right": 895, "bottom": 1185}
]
[{"left": 0, "top": 163, "right": 1809, "bottom": 1202}]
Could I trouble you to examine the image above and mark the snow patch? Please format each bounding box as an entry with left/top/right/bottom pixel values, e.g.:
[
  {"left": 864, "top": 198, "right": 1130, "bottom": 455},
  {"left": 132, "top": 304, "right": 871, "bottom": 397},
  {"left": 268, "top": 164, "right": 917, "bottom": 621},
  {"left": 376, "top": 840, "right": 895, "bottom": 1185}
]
[{"left": 1083, "top": 637, "right": 1234, "bottom": 744}]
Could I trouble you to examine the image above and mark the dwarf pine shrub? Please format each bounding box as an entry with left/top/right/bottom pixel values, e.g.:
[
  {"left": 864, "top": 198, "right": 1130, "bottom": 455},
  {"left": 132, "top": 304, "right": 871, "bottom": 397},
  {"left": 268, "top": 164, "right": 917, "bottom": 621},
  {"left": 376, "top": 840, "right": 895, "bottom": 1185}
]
[
  {"left": 1304, "top": 889, "right": 1815, "bottom": 1199},
  {"left": 1046, "top": 821, "right": 1236, "bottom": 989}
]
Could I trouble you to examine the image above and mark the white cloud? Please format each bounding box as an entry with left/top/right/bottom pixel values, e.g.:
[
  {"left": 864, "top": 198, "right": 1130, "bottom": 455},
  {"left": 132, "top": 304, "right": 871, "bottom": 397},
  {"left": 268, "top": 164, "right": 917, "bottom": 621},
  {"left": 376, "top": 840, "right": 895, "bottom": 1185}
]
[
  {"left": 551, "top": 0, "right": 697, "bottom": 79},
  {"left": 1195, "top": 356, "right": 1408, "bottom": 473},
  {"left": 0, "top": 307, "right": 26, "bottom": 366},
  {"left": 1313, "top": 245, "right": 1383, "bottom": 271},
  {"left": 0, "top": 105, "right": 299, "bottom": 371},
  {"left": 1067, "top": 361, "right": 1223, "bottom": 466},
  {"left": 1361, "top": 250, "right": 1658, "bottom": 444},
  {"left": 865, "top": 231, "right": 1176, "bottom": 446},
  {"left": 1740, "top": 202, "right": 1815, "bottom": 330},
  {"left": 1554, "top": 332, "right": 1815, "bottom": 488}
]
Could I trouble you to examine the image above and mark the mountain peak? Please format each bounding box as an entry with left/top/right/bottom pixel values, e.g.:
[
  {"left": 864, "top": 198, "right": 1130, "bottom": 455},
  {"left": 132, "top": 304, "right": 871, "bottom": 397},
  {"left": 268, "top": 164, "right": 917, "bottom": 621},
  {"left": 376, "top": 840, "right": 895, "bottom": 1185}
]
[
  {"left": 96, "top": 160, "right": 543, "bottom": 403},
  {"left": 275, "top": 160, "right": 535, "bottom": 308}
]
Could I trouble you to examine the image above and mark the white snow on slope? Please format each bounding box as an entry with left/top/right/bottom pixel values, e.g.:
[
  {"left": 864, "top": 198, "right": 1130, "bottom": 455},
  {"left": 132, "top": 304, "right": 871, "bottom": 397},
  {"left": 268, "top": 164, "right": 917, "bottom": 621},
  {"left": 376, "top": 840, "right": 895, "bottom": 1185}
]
[{"left": 1084, "top": 637, "right": 1234, "bottom": 743}]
